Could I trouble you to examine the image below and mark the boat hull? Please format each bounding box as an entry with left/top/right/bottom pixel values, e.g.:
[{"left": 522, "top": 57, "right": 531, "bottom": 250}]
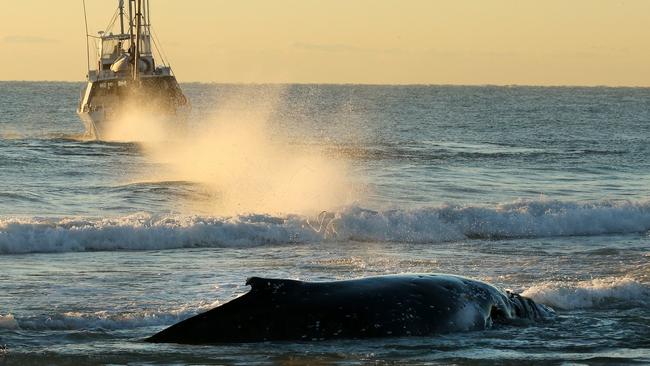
[
  {"left": 77, "top": 75, "right": 190, "bottom": 140},
  {"left": 77, "top": 104, "right": 190, "bottom": 140}
]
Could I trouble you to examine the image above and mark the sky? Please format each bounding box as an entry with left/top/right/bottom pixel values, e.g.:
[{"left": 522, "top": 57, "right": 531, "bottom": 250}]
[{"left": 0, "top": 0, "right": 649, "bottom": 85}]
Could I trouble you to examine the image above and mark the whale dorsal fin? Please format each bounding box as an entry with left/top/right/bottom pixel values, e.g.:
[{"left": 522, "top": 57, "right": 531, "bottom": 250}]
[{"left": 245, "top": 277, "right": 304, "bottom": 293}]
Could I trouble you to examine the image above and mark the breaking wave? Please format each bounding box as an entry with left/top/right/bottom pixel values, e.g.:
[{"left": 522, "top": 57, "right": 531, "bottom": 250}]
[
  {"left": 1, "top": 199, "right": 650, "bottom": 254},
  {"left": 523, "top": 277, "right": 650, "bottom": 310}
]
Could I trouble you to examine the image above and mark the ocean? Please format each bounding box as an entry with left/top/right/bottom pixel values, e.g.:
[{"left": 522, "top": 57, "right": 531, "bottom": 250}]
[{"left": 0, "top": 82, "right": 648, "bottom": 364}]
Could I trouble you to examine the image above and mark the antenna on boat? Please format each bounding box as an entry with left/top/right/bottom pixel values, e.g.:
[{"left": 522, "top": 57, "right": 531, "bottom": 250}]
[{"left": 82, "top": 0, "right": 90, "bottom": 73}]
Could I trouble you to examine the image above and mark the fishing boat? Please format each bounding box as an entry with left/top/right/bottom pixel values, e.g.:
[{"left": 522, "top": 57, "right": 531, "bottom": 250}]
[{"left": 77, "top": 0, "right": 189, "bottom": 139}]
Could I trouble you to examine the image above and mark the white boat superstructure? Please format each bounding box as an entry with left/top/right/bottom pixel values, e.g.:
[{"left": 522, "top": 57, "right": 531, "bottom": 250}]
[{"left": 77, "top": 0, "right": 189, "bottom": 139}]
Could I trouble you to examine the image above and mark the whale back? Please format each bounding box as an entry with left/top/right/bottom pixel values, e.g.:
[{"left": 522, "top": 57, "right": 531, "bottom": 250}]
[{"left": 147, "top": 274, "right": 550, "bottom": 344}]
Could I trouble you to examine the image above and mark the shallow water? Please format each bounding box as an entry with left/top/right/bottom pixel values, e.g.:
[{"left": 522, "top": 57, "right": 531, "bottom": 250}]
[{"left": 0, "top": 82, "right": 649, "bottom": 364}]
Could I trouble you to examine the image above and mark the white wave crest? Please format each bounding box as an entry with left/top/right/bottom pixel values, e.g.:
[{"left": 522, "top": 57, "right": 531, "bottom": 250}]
[
  {"left": 0, "top": 213, "right": 320, "bottom": 254},
  {"left": 522, "top": 277, "right": 650, "bottom": 310},
  {"left": 1, "top": 199, "right": 650, "bottom": 254}
]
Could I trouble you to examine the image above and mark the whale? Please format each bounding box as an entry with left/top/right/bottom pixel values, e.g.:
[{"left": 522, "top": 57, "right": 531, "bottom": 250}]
[{"left": 147, "top": 274, "right": 554, "bottom": 344}]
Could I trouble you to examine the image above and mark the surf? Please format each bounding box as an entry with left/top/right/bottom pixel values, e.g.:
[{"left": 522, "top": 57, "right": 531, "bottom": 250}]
[{"left": 1, "top": 198, "right": 649, "bottom": 254}]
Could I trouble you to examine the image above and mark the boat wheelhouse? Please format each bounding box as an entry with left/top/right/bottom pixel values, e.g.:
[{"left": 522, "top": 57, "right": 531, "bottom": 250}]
[{"left": 77, "top": 0, "right": 189, "bottom": 139}]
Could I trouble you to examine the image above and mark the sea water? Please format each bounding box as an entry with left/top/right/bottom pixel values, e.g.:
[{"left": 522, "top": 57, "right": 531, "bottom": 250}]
[{"left": 0, "top": 82, "right": 648, "bottom": 364}]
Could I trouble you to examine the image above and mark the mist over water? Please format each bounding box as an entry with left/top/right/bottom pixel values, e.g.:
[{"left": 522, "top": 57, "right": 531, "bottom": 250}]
[
  {"left": 0, "top": 82, "right": 649, "bottom": 364},
  {"left": 105, "top": 88, "right": 359, "bottom": 216}
]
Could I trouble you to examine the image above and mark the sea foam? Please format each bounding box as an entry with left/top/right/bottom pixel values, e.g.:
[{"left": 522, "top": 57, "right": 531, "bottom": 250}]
[
  {"left": 523, "top": 277, "right": 650, "bottom": 310},
  {"left": 1, "top": 199, "right": 649, "bottom": 254}
]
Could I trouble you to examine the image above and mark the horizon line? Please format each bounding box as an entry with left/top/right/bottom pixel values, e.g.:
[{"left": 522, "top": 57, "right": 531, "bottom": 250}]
[{"left": 1, "top": 79, "right": 650, "bottom": 89}]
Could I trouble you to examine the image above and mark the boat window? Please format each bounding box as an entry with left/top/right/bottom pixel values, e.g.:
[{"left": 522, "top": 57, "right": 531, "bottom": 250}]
[
  {"left": 101, "top": 39, "right": 122, "bottom": 60},
  {"left": 139, "top": 36, "right": 152, "bottom": 55}
]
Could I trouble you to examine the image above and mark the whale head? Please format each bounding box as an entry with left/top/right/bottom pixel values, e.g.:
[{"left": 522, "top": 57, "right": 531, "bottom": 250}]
[{"left": 507, "top": 291, "right": 556, "bottom": 320}]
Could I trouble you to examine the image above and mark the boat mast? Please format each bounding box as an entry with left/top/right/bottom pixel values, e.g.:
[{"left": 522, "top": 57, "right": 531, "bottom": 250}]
[
  {"left": 118, "top": 0, "right": 125, "bottom": 35},
  {"left": 128, "top": 0, "right": 134, "bottom": 38},
  {"left": 133, "top": 0, "right": 143, "bottom": 81},
  {"left": 147, "top": 0, "right": 151, "bottom": 28},
  {"left": 82, "top": 0, "right": 90, "bottom": 74},
  {"left": 128, "top": 0, "right": 134, "bottom": 75}
]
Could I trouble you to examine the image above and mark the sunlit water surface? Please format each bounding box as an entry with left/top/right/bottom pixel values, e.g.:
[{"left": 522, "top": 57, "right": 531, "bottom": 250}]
[{"left": 0, "top": 82, "right": 649, "bottom": 365}]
